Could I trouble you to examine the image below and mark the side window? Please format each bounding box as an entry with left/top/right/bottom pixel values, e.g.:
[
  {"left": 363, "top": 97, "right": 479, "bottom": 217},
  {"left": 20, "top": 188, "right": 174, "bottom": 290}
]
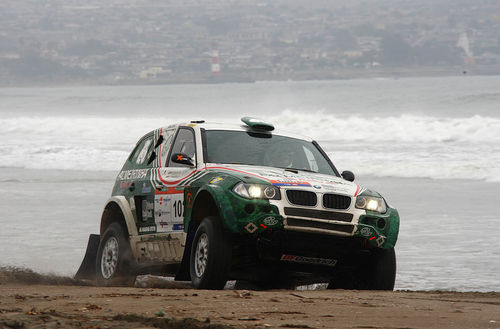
[
  {"left": 168, "top": 128, "right": 196, "bottom": 167},
  {"left": 132, "top": 137, "right": 153, "bottom": 167},
  {"left": 160, "top": 129, "right": 175, "bottom": 166}
]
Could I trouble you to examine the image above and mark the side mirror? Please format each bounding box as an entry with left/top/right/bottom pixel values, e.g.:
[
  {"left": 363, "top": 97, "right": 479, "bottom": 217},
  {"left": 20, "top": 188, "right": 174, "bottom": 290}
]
[
  {"left": 171, "top": 153, "right": 194, "bottom": 166},
  {"left": 341, "top": 170, "right": 355, "bottom": 182}
]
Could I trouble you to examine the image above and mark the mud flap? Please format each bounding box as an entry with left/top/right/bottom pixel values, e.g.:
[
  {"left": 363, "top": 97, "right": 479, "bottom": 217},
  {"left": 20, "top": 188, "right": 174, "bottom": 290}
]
[
  {"left": 74, "top": 234, "right": 100, "bottom": 280},
  {"left": 174, "top": 224, "right": 196, "bottom": 281}
]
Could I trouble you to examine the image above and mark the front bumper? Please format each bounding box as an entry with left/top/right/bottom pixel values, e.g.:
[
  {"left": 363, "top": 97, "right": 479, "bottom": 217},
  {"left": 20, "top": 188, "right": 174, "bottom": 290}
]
[{"left": 223, "top": 187, "right": 399, "bottom": 250}]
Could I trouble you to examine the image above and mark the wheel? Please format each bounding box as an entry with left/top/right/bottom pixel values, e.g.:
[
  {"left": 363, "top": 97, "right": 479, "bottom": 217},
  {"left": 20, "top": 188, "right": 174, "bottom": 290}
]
[
  {"left": 365, "top": 247, "right": 396, "bottom": 290},
  {"left": 190, "top": 216, "right": 232, "bottom": 289},
  {"left": 328, "top": 248, "right": 396, "bottom": 291},
  {"left": 327, "top": 268, "right": 362, "bottom": 290},
  {"left": 96, "top": 222, "right": 137, "bottom": 286}
]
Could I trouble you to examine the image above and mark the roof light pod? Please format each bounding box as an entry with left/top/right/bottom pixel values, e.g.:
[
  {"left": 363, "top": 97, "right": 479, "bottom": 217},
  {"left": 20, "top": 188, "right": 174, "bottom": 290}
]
[{"left": 241, "top": 117, "right": 274, "bottom": 131}]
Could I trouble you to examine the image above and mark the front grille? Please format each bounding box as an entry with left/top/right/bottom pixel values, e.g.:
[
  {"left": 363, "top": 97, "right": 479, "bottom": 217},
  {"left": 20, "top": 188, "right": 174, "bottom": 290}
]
[
  {"left": 284, "top": 207, "right": 353, "bottom": 222},
  {"left": 286, "top": 190, "right": 317, "bottom": 206},
  {"left": 323, "top": 194, "right": 351, "bottom": 210},
  {"left": 287, "top": 217, "right": 354, "bottom": 234}
]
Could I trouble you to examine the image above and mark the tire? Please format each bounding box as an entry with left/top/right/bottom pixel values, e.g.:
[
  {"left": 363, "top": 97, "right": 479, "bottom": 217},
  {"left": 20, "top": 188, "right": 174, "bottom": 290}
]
[
  {"left": 96, "top": 222, "right": 137, "bottom": 286},
  {"left": 365, "top": 247, "right": 396, "bottom": 290},
  {"left": 190, "top": 216, "right": 232, "bottom": 289},
  {"left": 327, "top": 268, "right": 363, "bottom": 290},
  {"left": 328, "top": 248, "right": 396, "bottom": 291}
]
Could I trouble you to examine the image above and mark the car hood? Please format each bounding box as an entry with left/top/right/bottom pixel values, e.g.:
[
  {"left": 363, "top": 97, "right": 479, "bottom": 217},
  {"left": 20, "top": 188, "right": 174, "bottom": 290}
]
[{"left": 205, "top": 163, "right": 361, "bottom": 196}]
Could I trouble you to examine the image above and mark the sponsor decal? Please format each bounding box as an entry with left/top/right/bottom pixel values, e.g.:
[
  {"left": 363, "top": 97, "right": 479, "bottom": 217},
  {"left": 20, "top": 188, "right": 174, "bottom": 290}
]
[
  {"left": 376, "top": 236, "right": 386, "bottom": 247},
  {"left": 271, "top": 181, "right": 311, "bottom": 187},
  {"left": 141, "top": 183, "right": 152, "bottom": 194},
  {"left": 321, "top": 185, "right": 337, "bottom": 191},
  {"left": 139, "top": 226, "right": 156, "bottom": 233},
  {"left": 154, "top": 192, "right": 184, "bottom": 233},
  {"left": 118, "top": 169, "right": 148, "bottom": 180},
  {"left": 155, "top": 210, "right": 171, "bottom": 218},
  {"left": 209, "top": 177, "right": 223, "bottom": 184},
  {"left": 263, "top": 216, "right": 278, "bottom": 226},
  {"left": 158, "top": 168, "right": 194, "bottom": 180},
  {"left": 360, "top": 227, "right": 372, "bottom": 237},
  {"left": 186, "top": 192, "right": 193, "bottom": 209},
  {"left": 173, "top": 224, "right": 184, "bottom": 231},
  {"left": 321, "top": 184, "right": 351, "bottom": 194},
  {"left": 141, "top": 200, "right": 154, "bottom": 221},
  {"left": 245, "top": 222, "right": 258, "bottom": 233},
  {"left": 154, "top": 195, "right": 171, "bottom": 220},
  {"left": 322, "top": 180, "right": 348, "bottom": 186},
  {"left": 156, "top": 195, "right": 171, "bottom": 205},
  {"left": 120, "top": 181, "right": 134, "bottom": 189},
  {"left": 280, "top": 254, "right": 337, "bottom": 267},
  {"left": 154, "top": 222, "right": 183, "bottom": 233}
]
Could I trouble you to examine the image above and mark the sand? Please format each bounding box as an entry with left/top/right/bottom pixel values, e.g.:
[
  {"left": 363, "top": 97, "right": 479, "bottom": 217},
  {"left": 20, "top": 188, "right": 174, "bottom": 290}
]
[{"left": 1, "top": 274, "right": 499, "bottom": 329}]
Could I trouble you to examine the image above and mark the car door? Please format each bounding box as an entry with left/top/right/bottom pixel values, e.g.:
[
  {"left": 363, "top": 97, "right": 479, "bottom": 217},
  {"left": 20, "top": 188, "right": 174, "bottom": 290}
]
[
  {"left": 132, "top": 127, "right": 193, "bottom": 265},
  {"left": 126, "top": 131, "right": 160, "bottom": 235},
  {"left": 154, "top": 127, "right": 197, "bottom": 233}
]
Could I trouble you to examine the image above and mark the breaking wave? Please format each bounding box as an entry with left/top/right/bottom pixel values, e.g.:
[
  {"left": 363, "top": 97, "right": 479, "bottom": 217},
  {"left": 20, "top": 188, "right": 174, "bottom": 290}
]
[
  {"left": 1, "top": 112, "right": 499, "bottom": 182},
  {"left": 271, "top": 109, "right": 500, "bottom": 143}
]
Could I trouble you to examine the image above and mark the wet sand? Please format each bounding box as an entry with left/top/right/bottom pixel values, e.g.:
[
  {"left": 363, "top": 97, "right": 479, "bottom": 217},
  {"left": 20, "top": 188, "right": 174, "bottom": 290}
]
[{"left": 1, "top": 281, "right": 499, "bottom": 329}]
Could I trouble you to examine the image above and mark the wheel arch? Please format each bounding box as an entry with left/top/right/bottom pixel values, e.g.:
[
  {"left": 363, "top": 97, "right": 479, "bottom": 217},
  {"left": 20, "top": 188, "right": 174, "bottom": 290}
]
[
  {"left": 188, "top": 189, "right": 220, "bottom": 231},
  {"left": 100, "top": 196, "right": 138, "bottom": 237}
]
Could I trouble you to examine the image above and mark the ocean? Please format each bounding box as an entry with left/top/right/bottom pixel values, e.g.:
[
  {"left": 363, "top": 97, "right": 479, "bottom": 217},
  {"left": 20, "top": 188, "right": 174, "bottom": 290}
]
[{"left": 1, "top": 75, "right": 499, "bottom": 291}]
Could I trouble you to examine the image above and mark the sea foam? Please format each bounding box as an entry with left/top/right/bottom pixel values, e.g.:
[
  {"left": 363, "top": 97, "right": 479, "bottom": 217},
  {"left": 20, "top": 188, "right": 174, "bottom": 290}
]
[
  {"left": 271, "top": 109, "right": 500, "bottom": 143},
  {"left": 1, "top": 113, "right": 499, "bottom": 182}
]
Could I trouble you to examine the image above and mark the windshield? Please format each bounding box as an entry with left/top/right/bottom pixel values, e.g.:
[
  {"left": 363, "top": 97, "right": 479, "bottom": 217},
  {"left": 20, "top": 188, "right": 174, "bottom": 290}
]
[{"left": 204, "top": 130, "right": 338, "bottom": 176}]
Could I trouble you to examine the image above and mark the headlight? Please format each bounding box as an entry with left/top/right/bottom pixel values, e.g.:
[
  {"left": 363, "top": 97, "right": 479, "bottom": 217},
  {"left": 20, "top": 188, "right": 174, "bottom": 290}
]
[
  {"left": 233, "top": 182, "right": 281, "bottom": 200},
  {"left": 355, "top": 196, "right": 387, "bottom": 213}
]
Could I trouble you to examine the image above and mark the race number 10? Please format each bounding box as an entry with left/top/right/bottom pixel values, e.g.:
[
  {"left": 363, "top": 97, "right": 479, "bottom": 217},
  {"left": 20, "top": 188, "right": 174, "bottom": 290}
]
[{"left": 170, "top": 194, "right": 184, "bottom": 221}]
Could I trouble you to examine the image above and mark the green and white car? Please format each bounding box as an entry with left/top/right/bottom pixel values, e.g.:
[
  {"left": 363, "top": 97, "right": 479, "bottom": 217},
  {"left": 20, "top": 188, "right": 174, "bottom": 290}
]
[{"left": 80, "top": 117, "right": 400, "bottom": 290}]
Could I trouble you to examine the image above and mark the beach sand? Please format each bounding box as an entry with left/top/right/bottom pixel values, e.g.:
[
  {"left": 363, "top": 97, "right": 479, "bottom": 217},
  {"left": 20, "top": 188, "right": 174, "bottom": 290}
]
[{"left": 0, "top": 279, "right": 499, "bottom": 329}]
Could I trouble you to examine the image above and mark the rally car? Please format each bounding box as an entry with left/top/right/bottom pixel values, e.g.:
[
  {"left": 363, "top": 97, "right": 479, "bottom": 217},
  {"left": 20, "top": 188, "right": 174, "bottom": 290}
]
[{"left": 76, "top": 117, "right": 400, "bottom": 290}]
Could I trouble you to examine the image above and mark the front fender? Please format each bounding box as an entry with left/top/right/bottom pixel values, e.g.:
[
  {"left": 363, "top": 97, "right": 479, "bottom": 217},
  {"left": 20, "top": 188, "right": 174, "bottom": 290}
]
[
  {"left": 184, "top": 184, "right": 238, "bottom": 232},
  {"left": 185, "top": 183, "right": 282, "bottom": 234},
  {"left": 355, "top": 207, "right": 400, "bottom": 249}
]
